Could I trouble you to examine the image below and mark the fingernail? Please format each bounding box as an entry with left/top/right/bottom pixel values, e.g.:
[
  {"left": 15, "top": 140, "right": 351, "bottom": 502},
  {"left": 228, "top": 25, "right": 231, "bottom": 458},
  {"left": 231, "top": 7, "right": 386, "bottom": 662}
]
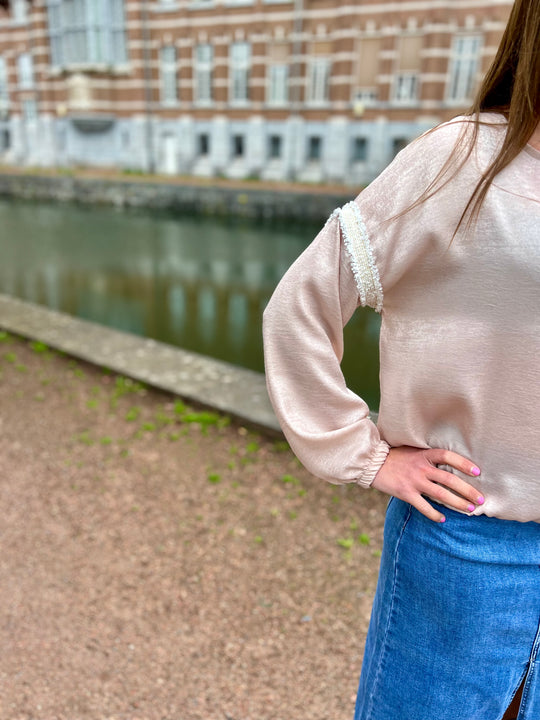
[
  {"left": 471, "top": 466, "right": 481, "bottom": 476},
  {"left": 467, "top": 504, "right": 475, "bottom": 512},
  {"left": 477, "top": 495, "right": 485, "bottom": 505},
  {"left": 439, "top": 516, "right": 446, "bottom": 523}
]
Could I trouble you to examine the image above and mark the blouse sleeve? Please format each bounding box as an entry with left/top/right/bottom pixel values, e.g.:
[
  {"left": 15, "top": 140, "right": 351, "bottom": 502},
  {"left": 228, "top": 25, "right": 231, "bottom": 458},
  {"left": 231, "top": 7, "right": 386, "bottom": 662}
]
[
  {"left": 263, "top": 118, "right": 472, "bottom": 487},
  {"left": 262, "top": 213, "right": 390, "bottom": 488}
]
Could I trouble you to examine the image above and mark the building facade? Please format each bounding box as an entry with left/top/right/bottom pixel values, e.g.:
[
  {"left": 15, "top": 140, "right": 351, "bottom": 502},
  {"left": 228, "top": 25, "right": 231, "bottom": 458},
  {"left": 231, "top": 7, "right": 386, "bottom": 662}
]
[{"left": 0, "top": 0, "right": 513, "bottom": 185}]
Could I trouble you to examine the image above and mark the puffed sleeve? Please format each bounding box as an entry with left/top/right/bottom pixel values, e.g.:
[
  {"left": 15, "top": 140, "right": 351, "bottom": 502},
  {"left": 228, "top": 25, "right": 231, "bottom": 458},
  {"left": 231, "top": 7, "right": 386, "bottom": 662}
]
[{"left": 263, "top": 118, "right": 474, "bottom": 486}]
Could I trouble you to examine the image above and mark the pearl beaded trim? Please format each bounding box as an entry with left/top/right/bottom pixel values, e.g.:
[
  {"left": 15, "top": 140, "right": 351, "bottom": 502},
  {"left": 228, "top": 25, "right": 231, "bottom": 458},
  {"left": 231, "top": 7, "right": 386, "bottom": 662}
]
[{"left": 327, "top": 201, "right": 384, "bottom": 313}]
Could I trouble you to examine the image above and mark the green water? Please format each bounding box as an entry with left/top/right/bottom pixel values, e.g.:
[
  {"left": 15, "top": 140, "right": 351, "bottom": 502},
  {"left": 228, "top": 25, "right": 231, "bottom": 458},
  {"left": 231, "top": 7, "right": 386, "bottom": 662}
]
[{"left": 0, "top": 197, "right": 381, "bottom": 407}]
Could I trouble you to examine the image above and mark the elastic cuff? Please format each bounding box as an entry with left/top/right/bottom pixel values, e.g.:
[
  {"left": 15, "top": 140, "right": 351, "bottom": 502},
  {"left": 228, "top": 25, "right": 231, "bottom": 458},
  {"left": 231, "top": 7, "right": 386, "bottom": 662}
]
[{"left": 355, "top": 440, "right": 391, "bottom": 488}]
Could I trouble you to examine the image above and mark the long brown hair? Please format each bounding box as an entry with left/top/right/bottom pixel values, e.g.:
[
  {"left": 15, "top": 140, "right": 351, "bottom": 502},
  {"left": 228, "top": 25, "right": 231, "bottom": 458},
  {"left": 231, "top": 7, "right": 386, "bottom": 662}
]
[{"left": 407, "top": 0, "right": 540, "bottom": 238}]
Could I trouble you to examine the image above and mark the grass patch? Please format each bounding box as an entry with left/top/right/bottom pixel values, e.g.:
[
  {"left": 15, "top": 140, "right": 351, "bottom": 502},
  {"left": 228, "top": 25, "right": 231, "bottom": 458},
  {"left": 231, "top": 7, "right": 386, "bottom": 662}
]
[{"left": 29, "top": 340, "right": 49, "bottom": 354}]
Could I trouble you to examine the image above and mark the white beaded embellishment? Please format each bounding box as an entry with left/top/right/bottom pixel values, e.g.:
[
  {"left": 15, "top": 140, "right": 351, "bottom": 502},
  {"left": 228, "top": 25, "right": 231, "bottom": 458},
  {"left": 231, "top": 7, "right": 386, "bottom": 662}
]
[{"left": 327, "top": 201, "right": 383, "bottom": 313}]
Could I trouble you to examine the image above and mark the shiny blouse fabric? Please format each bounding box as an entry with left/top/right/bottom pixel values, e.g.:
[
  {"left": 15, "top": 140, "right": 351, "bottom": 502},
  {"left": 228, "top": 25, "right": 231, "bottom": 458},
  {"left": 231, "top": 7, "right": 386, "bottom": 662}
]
[{"left": 262, "top": 114, "right": 540, "bottom": 523}]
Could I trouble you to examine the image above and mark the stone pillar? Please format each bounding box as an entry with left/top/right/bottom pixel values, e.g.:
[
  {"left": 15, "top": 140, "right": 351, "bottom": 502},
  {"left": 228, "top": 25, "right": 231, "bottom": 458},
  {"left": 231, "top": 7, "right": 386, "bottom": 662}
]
[
  {"left": 324, "top": 116, "right": 349, "bottom": 184},
  {"left": 211, "top": 115, "right": 230, "bottom": 175},
  {"left": 246, "top": 115, "right": 265, "bottom": 177},
  {"left": 178, "top": 115, "right": 196, "bottom": 174},
  {"left": 372, "top": 115, "right": 390, "bottom": 176},
  {"left": 284, "top": 115, "right": 305, "bottom": 181},
  {"left": 8, "top": 115, "right": 26, "bottom": 165},
  {"left": 131, "top": 114, "right": 159, "bottom": 173},
  {"left": 35, "top": 115, "right": 57, "bottom": 167}
]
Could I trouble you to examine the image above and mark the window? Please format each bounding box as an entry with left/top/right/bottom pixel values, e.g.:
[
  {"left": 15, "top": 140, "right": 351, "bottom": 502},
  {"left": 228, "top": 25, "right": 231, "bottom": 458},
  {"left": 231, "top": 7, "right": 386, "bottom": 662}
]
[
  {"left": 268, "top": 134, "right": 282, "bottom": 159},
  {"left": 0, "top": 57, "right": 9, "bottom": 110},
  {"left": 23, "top": 98, "right": 38, "bottom": 122},
  {"left": 198, "top": 133, "right": 210, "bottom": 156},
  {"left": 12, "top": 0, "right": 28, "bottom": 22},
  {"left": 308, "top": 58, "right": 330, "bottom": 104},
  {"left": 160, "top": 46, "right": 178, "bottom": 104},
  {"left": 232, "top": 134, "right": 245, "bottom": 157},
  {"left": 267, "top": 41, "right": 289, "bottom": 106},
  {"left": 394, "top": 73, "right": 418, "bottom": 102},
  {"left": 447, "top": 34, "right": 482, "bottom": 102},
  {"left": 352, "top": 137, "right": 368, "bottom": 163},
  {"left": 1, "top": 129, "right": 10, "bottom": 150},
  {"left": 230, "top": 42, "right": 250, "bottom": 103},
  {"left": 393, "top": 34, "right": 422, "bottom": 103},
  {"left": 47, "top": 0, "right": 127, "bottom": 67},
  {"left": 307, "top": 136, "right": 322, "bottom": 161},
  {"left": 392, "top": 137, "right": 408, "bottom": 157},
  {"left": 17, "top": 53, "right": 34, "bottom": 89},
  {"left": 355, "top": 37, "right": 380, "bottom": 105},
  {"left": 195, "top": 44, "right": 213, "bottom": 103},
  {"left": 268, "top": 65, "right": 288, "bottom": 105}
]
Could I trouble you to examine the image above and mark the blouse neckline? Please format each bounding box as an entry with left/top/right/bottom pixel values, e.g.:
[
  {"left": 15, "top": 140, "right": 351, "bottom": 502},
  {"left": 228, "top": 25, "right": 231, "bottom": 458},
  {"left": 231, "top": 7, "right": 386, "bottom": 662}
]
[{"left": 524, "top": 143, "right": 540, "bottom": 161}]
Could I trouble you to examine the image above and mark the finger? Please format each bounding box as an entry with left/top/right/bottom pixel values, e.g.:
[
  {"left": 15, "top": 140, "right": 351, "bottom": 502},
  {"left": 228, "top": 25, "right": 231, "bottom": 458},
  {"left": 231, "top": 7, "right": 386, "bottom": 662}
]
[
  {"left": 409, "top": 495, "right": 446, "bottom": 523},
  {"left": 426, "top": 468, "right": 485, "bottom": 506},
  {"left": 421, "top": 479, "right": 479, "bottom": 513},
  {"left": 426, "top": 448, "right": 481, "bottom": 478}
]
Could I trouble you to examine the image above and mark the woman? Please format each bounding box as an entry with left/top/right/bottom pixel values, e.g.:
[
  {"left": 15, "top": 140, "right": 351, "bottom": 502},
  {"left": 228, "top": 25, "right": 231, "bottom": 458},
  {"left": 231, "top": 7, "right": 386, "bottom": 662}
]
[{"left": 263, "top": 1, "right": 540, "bottom": 718}]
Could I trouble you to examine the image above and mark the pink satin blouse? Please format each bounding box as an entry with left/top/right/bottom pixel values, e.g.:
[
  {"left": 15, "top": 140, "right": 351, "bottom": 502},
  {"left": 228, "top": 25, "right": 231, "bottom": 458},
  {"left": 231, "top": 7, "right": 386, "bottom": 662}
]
[{"left": 263, "top": 114, "right": 540, "bottom": 523}]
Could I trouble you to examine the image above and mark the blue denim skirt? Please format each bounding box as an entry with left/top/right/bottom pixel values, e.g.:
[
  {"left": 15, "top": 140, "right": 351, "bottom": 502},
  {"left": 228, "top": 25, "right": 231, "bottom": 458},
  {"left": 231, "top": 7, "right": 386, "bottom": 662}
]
[{"left": 354, "top": 498, "right": 540, "bottom": 720}]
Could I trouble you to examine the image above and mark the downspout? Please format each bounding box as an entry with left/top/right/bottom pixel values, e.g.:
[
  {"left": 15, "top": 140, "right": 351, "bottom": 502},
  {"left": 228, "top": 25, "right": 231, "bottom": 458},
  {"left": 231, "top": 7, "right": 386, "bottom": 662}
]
[
  {"left": 289, "top": 0, "right": 304, "bottom": 180},
  {"left": 141, "top": 0, "right": 156, "bottom": 173}
]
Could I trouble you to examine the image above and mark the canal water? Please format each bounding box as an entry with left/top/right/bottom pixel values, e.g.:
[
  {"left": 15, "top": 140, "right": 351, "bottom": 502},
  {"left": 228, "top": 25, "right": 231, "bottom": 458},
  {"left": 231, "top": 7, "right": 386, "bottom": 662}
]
[{"left": 0, "top": 197, "right": 381, "bottom": 407}]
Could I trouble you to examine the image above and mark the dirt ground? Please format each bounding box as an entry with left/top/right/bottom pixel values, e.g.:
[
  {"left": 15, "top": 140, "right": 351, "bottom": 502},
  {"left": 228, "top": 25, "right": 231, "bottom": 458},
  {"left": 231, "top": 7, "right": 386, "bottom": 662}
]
[{"left": 0, "top": 332, "right": 388, "bottom": 720}]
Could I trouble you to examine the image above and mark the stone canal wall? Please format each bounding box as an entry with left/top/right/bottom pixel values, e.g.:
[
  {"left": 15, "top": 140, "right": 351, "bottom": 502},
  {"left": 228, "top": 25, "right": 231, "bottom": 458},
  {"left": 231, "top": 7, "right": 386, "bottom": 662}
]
[{"left": 0, "top": 170, "right": 352, "bottom": 224}]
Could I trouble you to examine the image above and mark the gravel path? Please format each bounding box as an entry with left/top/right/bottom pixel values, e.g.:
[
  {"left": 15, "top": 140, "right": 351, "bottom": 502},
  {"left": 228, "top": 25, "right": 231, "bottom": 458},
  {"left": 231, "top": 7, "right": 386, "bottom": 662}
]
[{"left": 0, "top": 332, "right": 387, "bottom": 720}]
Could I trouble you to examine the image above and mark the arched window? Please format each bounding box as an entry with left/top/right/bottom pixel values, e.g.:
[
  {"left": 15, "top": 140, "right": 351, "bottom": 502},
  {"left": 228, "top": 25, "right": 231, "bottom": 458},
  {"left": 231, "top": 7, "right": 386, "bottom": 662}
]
[{"left": 47, "top": 0, "right": 127, "bottom": 67}]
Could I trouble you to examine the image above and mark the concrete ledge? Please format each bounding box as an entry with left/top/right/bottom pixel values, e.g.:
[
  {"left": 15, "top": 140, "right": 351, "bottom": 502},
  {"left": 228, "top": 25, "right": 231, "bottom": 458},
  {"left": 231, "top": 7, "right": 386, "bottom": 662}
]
[
  {"left": 0, "top": 294, "right": 281, "bottom": 433},
  {"left": 0, "top": 171, "right": 351, "bottom": 224}
]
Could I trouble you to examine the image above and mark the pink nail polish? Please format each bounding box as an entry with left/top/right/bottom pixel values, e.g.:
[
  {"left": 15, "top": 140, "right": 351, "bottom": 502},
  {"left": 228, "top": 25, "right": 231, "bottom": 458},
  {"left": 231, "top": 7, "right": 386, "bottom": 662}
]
[
  {"left": 439, "top": 516, "right": 446, "bottom": 523},
  {"left": 467, "top": 504, "right": 475, "bottom": 512},
  {"left": 477, "top": 495, "right": 485, "bottom": 505},
  {"left": 471, "top": 467, "right": 481, "bottom": 476}
]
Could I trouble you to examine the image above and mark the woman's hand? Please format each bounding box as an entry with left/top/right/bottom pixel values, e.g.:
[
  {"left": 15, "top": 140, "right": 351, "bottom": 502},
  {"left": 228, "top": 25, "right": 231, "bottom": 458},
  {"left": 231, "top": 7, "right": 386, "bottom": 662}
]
[{"left": 371, "top": 446, "right": 484, "bottom": 522}]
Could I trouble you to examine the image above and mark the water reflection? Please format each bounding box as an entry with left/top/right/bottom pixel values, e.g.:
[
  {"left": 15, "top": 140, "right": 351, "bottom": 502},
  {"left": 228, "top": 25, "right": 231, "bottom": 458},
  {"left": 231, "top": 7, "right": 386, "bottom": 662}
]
[{"left": 0, "top": 197, "right": 381, "bottom": 407}]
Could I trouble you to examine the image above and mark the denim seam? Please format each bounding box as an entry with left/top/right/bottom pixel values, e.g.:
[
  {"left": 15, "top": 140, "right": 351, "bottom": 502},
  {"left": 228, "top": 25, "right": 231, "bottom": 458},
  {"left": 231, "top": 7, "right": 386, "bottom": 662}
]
[
  {"left": 516, "top": 615, "right": 540, "bottom": 720},
  {"left": 365, "top": 502, "right": 412, "bottom": 720}
]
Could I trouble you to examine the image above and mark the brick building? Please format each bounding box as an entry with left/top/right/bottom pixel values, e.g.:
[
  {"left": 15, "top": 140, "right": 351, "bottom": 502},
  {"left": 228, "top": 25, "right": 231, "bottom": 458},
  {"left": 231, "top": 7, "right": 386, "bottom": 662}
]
[{"left": 0, "top": 0, "right": 513, "bottom": 184}]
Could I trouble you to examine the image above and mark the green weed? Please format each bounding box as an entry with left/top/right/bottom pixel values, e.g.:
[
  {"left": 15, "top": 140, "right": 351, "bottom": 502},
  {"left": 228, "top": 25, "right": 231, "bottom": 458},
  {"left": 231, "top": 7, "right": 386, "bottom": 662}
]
[
  {"left": 29, "top": 340, "right": 49, "bottom": 354},
  {"left": 125, "top": 406, "right": 141, "bottom": 422},
  {"left": 281, "top": 474, "right": 300, "bottom": 486},
  {"left": 207, "top": 472, "right": 221, "bottom": 484},
  {"left": 155, "top": 410, "right": 174, "bottom": 426},
  {"left": 337, "top": 538, "right": 354, "bottom": 549},
  {"left": 173, "top": 399, "right": 187, "bottom": 416}
]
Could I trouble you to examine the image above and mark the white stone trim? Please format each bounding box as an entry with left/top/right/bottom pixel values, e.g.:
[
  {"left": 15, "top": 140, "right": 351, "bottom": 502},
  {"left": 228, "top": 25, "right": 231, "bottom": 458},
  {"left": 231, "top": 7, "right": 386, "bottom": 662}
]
[{"left": 327, "top": 201, "right": 383, "bottom": 312}]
